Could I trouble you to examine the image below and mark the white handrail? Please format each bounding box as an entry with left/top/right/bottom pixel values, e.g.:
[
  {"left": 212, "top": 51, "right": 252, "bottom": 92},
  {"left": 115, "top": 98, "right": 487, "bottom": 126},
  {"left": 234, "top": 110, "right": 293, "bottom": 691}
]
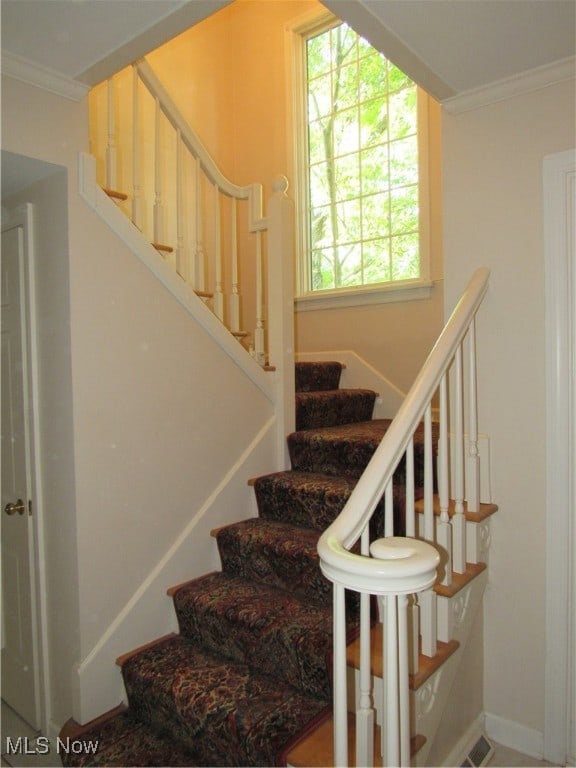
[{"left": 318, "top": 267, "right": 490, "bottom": 766}]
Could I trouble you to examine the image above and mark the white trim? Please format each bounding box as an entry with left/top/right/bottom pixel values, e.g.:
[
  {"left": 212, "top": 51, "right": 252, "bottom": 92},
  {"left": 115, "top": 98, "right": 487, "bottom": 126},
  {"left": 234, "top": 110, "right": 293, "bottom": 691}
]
[
  {"left": 443, "top": 56, "right": 576, "bottom": 115},
  {"left": 484, "top": 712, "right": 544, "bottom": 760},
  {"left": 544, "top": 148, "right": 576, "bottom": 767},
  {"left": 295, "top": 278, "right": 433, "bottom": 311},
  {"left": 1, "top": 203, "right": 51, "bottom": 736},
  {"left": 440, "top": 713, "right": 485, "bottom": 768},
  {"left": 1, "top": 51, "right": 90, "bottom": 102}
]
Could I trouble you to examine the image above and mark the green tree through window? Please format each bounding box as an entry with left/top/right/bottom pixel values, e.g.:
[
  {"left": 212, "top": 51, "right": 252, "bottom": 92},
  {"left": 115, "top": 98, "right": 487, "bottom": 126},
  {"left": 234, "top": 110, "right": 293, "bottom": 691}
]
[{"left": 305, "top": 22, "right": 420, "bottom": 291}]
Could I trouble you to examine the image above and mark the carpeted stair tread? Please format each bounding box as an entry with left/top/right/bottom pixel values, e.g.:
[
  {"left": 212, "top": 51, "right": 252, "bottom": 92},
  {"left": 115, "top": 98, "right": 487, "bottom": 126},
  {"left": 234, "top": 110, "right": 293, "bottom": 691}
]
[
  {"left": 296, "top": 388, "right": 377, "bottom": 429},
  {"left": 288, "top": 418, "right": 436, "bottom": 484},
  {"left": 121, "top": 634, "right": 330, "bottom": 767},
  {"left": 216, "top": 517, "right": 331, "bottom": 605},
  {"left": 254, "top": 470, "right": 359, "bottom": 531},
  {"left": 60, "top": 709, "right": 201, "bottom": 767},
  {"left": 295, "top": 360, "right": 342, "bottom": 392},
  {"left": 172, "top": 571, "right": 345, "bottom": 699}
]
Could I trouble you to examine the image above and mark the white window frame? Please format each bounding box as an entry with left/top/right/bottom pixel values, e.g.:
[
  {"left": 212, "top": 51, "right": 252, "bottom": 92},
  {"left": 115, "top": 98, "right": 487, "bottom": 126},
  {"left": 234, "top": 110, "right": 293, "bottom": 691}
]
[{"left": 286, "top": 9, "right": 432, "bottom": 311}]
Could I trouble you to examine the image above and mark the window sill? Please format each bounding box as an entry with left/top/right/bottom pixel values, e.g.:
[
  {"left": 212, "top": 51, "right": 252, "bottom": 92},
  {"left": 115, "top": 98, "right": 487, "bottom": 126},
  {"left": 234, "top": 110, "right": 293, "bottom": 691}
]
[{"left": 295, "top": 279, "right": 434, "bottom": 311}]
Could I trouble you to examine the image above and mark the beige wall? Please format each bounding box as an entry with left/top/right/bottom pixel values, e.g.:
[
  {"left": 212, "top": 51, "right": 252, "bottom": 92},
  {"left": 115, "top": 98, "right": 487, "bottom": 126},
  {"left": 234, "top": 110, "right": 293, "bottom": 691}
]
[
  {"left": 2, "top": 73, "right": 279, "bottom": 727},
  {"left": 146, "top": 0, "right": 444, "bottom": 394},
  {"left": 443, "top": 78, "right": 575, "bottom": 741}
]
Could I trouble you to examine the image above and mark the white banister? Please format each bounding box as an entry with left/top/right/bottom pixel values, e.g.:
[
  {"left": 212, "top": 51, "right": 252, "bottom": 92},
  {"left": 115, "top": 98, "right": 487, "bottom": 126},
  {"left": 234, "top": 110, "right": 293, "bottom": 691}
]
[
  {"left": 92, "top": 58, "right": 290, "bottom": 371},
  {"left": 318, "top": 267, "right": 490, "bottom": 766}
]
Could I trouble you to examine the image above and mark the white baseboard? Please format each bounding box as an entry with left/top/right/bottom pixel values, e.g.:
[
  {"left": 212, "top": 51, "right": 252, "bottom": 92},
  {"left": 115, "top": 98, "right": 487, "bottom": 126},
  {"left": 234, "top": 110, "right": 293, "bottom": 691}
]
[
  {"left": 483, "top": 712, "right": 544, "bottom": 760},
  {"left": 438, "top": 714, "right": 485, "bottom": 767}
]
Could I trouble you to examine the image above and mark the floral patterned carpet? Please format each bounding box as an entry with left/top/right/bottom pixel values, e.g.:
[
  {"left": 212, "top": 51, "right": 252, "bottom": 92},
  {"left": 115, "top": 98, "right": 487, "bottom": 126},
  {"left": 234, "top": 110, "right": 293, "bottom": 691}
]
[{"left": 61, "top": 361, "right": 426, "bottom": 767}]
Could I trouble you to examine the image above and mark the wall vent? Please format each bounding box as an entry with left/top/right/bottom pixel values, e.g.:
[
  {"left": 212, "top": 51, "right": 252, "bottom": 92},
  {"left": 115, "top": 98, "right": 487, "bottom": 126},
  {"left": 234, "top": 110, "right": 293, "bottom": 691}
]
[{"left": 460, "top": 733, "right": 494, "bottom": 767}]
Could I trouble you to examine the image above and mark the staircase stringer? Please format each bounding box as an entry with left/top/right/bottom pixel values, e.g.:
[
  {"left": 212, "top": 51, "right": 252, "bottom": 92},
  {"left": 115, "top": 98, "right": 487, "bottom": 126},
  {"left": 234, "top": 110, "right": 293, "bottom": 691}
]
[{"left": 412, "top": 567, "right": 488, "bottom": 766}]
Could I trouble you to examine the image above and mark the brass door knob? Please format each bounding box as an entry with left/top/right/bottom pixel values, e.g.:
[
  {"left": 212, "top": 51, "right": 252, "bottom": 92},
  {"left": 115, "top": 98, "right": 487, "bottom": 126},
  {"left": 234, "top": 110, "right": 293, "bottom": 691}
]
[{"left": 4, "top": 499, "right": 25, "bottom": 515}]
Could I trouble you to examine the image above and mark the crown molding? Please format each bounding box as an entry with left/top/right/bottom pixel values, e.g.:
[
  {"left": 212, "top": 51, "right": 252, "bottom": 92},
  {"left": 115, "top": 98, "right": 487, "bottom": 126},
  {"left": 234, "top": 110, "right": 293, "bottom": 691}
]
[
  {"left": 443, "top": 55, "right": 576, "bottom": 115},
  {"left": 1, "top": 51, "right": 89, "bottom": 102}
]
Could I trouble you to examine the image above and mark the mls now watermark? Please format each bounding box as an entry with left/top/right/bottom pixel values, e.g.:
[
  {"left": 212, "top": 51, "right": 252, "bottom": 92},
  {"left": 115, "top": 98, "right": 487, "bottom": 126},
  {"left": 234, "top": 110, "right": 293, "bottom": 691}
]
[{"left": 5, "top": 736, "right": 100, "bottom": 756}]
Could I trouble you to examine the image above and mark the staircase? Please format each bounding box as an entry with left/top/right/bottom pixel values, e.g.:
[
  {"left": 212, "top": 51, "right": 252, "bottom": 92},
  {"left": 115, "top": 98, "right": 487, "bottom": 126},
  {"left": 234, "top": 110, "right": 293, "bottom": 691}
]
[{"left": 60, "top": 359, "right": 495, "bottom": 767}]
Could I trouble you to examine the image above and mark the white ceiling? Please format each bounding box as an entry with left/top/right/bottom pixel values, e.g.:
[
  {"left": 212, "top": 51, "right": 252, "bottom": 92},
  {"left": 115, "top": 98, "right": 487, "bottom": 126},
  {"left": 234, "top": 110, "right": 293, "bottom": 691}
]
[{"left": 1, "top": 0, "right": 575, "bottom": 104}]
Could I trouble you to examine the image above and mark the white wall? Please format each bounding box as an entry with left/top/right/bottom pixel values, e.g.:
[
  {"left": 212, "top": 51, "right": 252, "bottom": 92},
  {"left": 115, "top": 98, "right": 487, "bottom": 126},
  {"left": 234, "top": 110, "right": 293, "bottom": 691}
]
[
  {"left": 442, "top": 77, "right": 575, "bottom": 753},
  {"left": 2, "top": 74, "right": 282, "bottom": 727}
]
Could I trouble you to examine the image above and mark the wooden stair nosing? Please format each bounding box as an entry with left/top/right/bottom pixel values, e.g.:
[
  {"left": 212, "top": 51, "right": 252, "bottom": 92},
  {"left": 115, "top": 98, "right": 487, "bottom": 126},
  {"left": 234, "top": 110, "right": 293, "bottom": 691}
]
[
  {"left": 346, "top": 622, "right": 460, "bottom": 688},
  {"left": 414, "top": 496, "right": 498, "bottom": 523},
  {"left": 103, "top": 188, "right": 128, "bottom": 201},
  {"left": 59, "top": 703, "right": 127, "bottom": 741},
  {"left": 152, "top": 242, "right": 174, "bottom": 253},
  {"left": 434, "top": 561, "right": 487, "bottom": 598},
  {"left": 115, "top": 632, "right": 177, "bottom": 667},
  {"left": 286, "top": 710, "right": 425, "bottom": 767}
]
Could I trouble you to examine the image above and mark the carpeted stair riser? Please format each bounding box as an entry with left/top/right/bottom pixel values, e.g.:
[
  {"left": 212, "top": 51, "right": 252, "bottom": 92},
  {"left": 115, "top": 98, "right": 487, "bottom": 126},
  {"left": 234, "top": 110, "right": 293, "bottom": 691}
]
[
  {"left": 295, "top": 361, "right": 342, "bottom": 392},
  {"left": 172, "top": 571, "right": 343, "bottom": 700},
  {"left": 122, "top": 635, "right": 329, "bottom": 767},
  {"left": 216, "top": 518, "right": 332, "bottom": 606},
  {"left": 296, "top": 388, "right": 377, "bottom": 430}
]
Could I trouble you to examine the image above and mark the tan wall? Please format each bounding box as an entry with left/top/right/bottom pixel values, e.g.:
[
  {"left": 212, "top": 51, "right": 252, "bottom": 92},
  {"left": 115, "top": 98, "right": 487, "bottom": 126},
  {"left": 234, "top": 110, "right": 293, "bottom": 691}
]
[
  {"left": 146, "top": 0, "right": 444, "bottom": 393},
  {"left": 2, "top": 72, "right": 278, "bottom": 727},
  {"left": 443, "top": 78, "right": 575, "bottom": 739}
]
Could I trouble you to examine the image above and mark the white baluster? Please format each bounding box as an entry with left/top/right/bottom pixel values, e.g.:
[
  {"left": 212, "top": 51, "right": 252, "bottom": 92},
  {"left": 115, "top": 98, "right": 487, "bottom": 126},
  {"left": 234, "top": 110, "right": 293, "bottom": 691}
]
[
  {"left": 213, "top": 185, "right": 224, "bottom": 321},
  {"left": 229, "top": 199, "right": 240, "bottom": 332},
  {"left": 153, "top": 97, "right": 165, "bottom": 247},
  {"left": 407, "top": 593, "right": 420, "bottom": 675},
  {"left": 194, "top": 157, "right": 204, "bottom": 291},
  {"left": 467, "top": 318, "right": 481, "bottom": 512},
  {"left": 356, "top": 527, "right": 374, "bottom": 767},
  {"left": 423, "top": 405, "right": 435, "bottom": 543},
  {"left": 333, "top": 583, "right": 348, "bottom": 768},
  {"left": 385, "top": 481, "right": 394, "bottom": 537},
  {"left": 398, "top": 593, "right": 410, "bottom": 767},
  {"left": 383, "top": 595, "right": 400, "bottom": 767},
  {"left": 131, "top": 66, "right": 143, "bottom": 231},
  {"left": 175, "top": 130, "right": 187, "bottom": 281},
  {"left": 437, "top": 374, "right": 453, "bottom": 586},
  {"left": 452, "top": 345, "right": 467, "bottom": 573},
  {"left": 105, "top": 77, "right": 117, "bottom": 191},
  {"left": 254, "top": 231, "right": 265, "bottom": 365},
  {"left": 405, "top": 438, "right": 415, "bottom": 537}
]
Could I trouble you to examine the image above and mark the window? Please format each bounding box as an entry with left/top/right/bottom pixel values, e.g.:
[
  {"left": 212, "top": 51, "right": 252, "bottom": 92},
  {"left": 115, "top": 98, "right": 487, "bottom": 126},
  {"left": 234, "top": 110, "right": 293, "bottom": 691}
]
[{"left": 290, "top": 14, "right": 431, "bottom": 307}]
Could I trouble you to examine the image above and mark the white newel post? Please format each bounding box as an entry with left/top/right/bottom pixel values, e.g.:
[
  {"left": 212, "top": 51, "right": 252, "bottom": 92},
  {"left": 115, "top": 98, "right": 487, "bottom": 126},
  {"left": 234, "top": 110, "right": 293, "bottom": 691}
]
[{"left": 266, "top": 175, "right": 295, "bottom": 468}]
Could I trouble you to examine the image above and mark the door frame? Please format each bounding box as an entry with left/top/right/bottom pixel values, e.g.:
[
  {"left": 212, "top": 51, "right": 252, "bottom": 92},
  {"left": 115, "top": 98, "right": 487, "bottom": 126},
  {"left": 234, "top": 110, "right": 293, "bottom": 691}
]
[
  {"left": 1, "top": 203, "right": 50, "bottom": 735},
  {"left": 544, "top": 148, "right": 576, "bottom": 766}
]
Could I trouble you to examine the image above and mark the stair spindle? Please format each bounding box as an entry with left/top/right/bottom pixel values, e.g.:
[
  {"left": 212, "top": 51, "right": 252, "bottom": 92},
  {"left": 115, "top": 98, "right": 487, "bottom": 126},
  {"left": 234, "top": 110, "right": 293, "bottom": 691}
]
[
  {"left": 254, "top": 231, "right": 265, "bottom": 365},
  {"left": 175, "top": 130, "right": 187, "bottom": 281},
  {"left": 105, "top": 76, "right": 117, "bottom": 191},
  {"left": 131, "top": 65, "right": 144, "bottom": 231},
  {"left": 213, "top": 184, "right": 224, "bottom": 321},
  {"left": 153, "top": 97, "right": 165, "bottom": 247},
  {"left": 229, "top": 199, "right": 240, "bottom": 332},
  {"left": 452, "top": 345, "right": 467, "bottom": 573},
  {"left": 437, "top": 374, "right": 453, "bottom": 586},
  {"left": 194, "top": 156, "right": 205, "bottom": 291},
  {"left": 467, "top": 318, "right": 481, "bottom": 512}
]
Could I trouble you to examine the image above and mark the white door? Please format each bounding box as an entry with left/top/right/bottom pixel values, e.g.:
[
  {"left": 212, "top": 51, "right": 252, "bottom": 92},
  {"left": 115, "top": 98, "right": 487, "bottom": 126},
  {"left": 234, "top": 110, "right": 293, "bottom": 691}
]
[{"left": 1, "top": 211, "right": 40, "bottom": 729}]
